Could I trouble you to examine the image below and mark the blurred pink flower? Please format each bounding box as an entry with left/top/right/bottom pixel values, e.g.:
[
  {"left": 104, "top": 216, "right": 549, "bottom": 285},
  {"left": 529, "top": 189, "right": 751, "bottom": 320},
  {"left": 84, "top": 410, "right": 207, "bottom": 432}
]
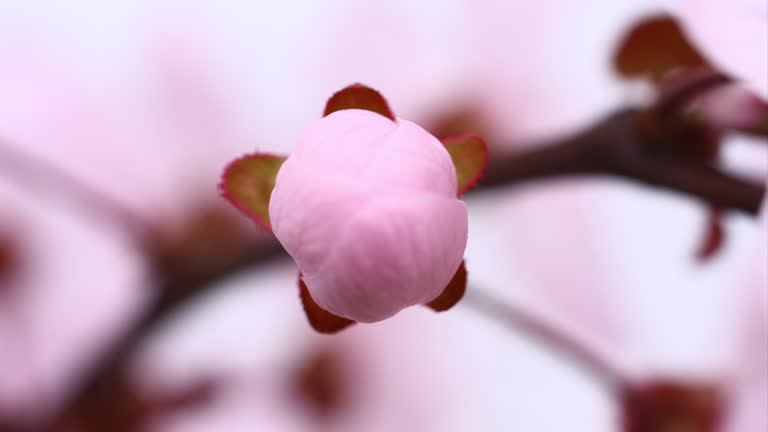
[
  {"left": 464, "top": 0, "right": 564, "bottom": 144},
  {"left": 497, "top": 189, "right": 768, "bottom": 430},
  {"left": 300, "top": 2, "right": 469, "bottom": 123},
  {"left": 269, "top": 109, "right": 467, "bottom": 322},
  {"left": 0, "top": 24, "right": 254, "bottom": 223},
  {"left": 696, "top": 84, "right": 768, "bottom": 133},
  {"left": 0, "top": 23, "right": 256, "bottom": 423},
  {"left": 675, "top": 0, "right": 768, "bottom": 99},
  {"left": 0, "top": 181, "right": 145, "bottom": 424}
]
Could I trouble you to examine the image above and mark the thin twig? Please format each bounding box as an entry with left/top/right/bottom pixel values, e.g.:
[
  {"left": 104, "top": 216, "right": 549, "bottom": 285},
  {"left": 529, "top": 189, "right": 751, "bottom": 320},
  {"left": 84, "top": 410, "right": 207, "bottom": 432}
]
[
  {"left": 0, "top": 140, "right": 150, "bottom": 237},
  {"left": 463, "top": 289, "right": 625, "bottom": 393}
]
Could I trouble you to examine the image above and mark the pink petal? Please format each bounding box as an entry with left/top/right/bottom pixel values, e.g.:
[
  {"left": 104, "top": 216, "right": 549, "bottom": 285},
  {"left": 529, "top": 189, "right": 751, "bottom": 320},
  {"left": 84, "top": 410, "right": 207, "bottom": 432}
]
[
  {"left": 302, "top": 193, "right": 467, "bottom": 323},
  {"left": 270, "top": 110, "right": 459, "bottom": 276},
  {"left": 269, "top": 109, "right": 467, "bottom": 323},
  {"left": 696, "top": 84, "right": 768, "bottom": 133}
]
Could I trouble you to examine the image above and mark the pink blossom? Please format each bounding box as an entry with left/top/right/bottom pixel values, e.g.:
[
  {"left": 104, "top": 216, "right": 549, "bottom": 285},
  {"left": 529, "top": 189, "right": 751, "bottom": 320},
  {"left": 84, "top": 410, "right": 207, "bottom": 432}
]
[
  {"left": 696, "top": 84, "right": 768, "bottom": 132},
  {"left": 269, "top": 109, "right": 468, "bottom": 323},
  {"left": 495, "top": 186, "right": 767, "bottom": 430},
  {"left": 0, "top": 25, "right": 250, "bottom": 420},
  {"left": 675, "top": 0, "right": 768, "bottom": 99}
]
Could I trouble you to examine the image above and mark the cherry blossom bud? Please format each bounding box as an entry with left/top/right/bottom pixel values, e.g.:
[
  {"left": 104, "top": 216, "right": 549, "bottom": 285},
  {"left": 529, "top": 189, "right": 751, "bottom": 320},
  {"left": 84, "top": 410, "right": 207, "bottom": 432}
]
[{"left": 268, "top": 109, "right": 468, "bottom": 323}]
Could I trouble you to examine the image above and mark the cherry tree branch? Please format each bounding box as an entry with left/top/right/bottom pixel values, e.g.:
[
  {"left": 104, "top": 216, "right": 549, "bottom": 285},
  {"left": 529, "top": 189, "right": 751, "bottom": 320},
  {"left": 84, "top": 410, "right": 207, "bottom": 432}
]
[
  {"left": 479, "top": 109, "right": 765, "bottom": 214},
  {"left": 33, "top": 235, "right": 284, "bottom": 432},
  {"left": 0, "top": 138, "right": 285, "bottom": 431}
]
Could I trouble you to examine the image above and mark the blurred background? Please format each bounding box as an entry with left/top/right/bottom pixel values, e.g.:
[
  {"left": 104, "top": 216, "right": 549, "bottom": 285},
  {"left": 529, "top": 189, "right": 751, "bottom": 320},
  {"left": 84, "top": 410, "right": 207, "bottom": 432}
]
[{"left": 0, "top": 1, "right": 766, "bottom": 431}]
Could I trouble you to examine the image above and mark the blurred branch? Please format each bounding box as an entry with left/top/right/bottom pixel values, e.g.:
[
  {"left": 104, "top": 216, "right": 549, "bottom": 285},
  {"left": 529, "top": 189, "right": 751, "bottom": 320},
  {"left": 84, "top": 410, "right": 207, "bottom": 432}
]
[
  {"left": 35, "top": 218, "right": 285, "bottom": 431},
  {"left": 479, "top": 108, "right": 765, "bottom": 214},
  {"left": 31, "top": 235, "right": 284, "bottom": 431},
  {"left": 464, "top": 289, "right": 625, "bottom": 393},
  {"left": 0, "top": 140, "right": 150, "bottom": 236},
  {"left": 0, "top": 138, "right": 287, "bottom": 431}
]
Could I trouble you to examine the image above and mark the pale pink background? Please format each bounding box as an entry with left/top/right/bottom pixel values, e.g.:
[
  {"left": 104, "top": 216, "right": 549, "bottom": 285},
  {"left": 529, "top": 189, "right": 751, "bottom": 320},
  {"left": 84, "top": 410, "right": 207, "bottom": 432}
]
[{"left": 0, "top": 1, "right": 765, "bottom": 431}]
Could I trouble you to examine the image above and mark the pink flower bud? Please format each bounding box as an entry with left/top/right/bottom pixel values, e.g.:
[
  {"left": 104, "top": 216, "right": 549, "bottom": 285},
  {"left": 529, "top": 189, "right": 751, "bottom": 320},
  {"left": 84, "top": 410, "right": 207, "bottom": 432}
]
[{"left": 269, "top": 109, "right": 467, "bottom": 323}]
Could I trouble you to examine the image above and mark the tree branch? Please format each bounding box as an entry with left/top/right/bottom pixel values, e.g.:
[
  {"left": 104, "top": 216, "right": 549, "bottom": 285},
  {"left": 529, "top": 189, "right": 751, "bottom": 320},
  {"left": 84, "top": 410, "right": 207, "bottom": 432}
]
[
  {"left": 34, "top": 233, "right": 285, "bottom": 432},
  {"left": 479, "top": 109, "right": 765, "bottom": 214}
]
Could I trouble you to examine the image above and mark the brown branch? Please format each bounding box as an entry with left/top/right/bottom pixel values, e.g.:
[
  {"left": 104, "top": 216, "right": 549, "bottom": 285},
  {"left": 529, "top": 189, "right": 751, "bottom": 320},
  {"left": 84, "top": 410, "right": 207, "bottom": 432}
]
[
  {"left": 478, "top": 109, "right": 765, "bottom": 214},
  {"left": 34, "top": 233, "right": 286, "bottom": 432},
  {"left": 0, "top": 139, "right": 288, "bottom": 431}
]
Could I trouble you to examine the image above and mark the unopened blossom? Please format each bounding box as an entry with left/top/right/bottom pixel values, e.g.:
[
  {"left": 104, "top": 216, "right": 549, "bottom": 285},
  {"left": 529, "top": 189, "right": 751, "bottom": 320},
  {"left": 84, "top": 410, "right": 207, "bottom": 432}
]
[{"left": 268, "top": 109, "right": 468, "bottom": 323}]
